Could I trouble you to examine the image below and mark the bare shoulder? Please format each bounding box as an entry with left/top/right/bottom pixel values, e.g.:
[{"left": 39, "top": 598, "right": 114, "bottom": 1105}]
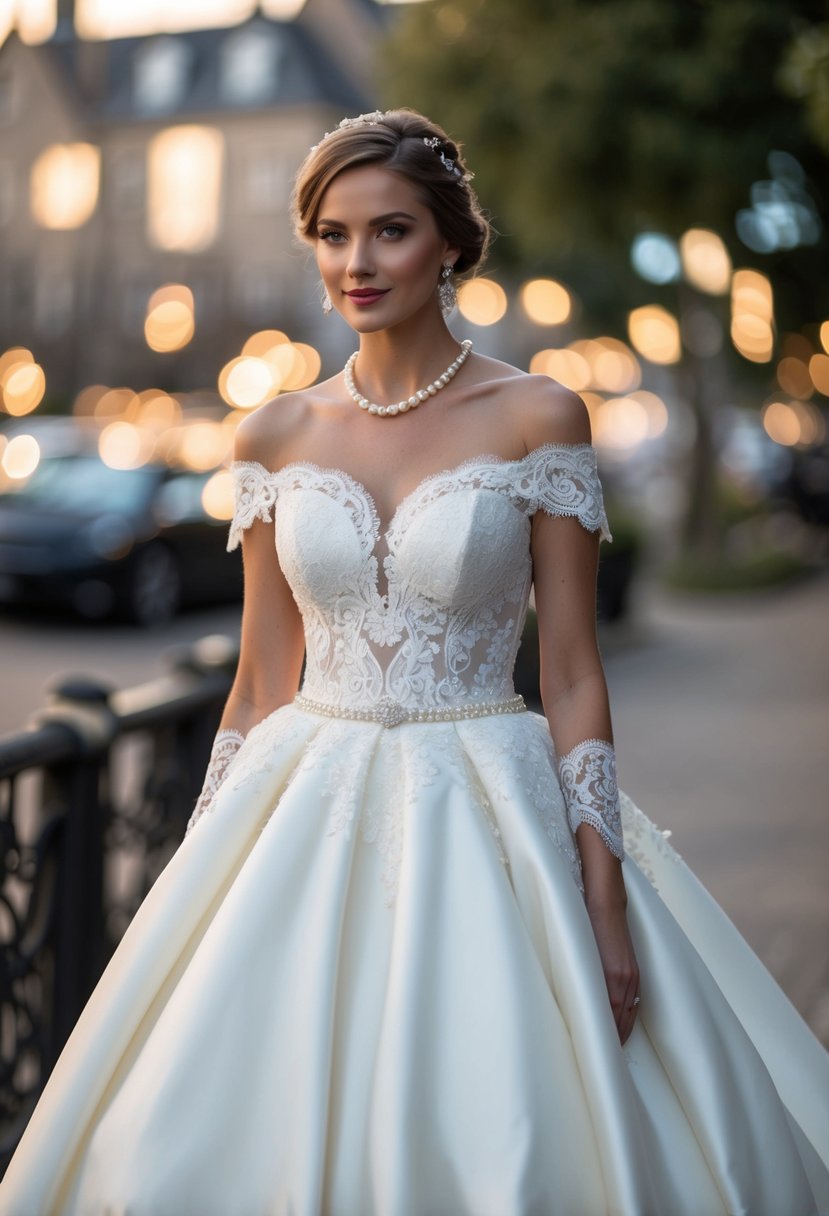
[
  {"left": 469, "top": 354, "right": 592, "bottom": 451},
  {"left": 233, "top": 376, "right": 339, "bottom": 469}
]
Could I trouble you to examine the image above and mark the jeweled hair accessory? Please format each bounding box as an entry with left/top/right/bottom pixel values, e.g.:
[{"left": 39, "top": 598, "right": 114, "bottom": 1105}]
[
  {"left": 311, "top": 111, "right": 389, "bottom": 150},
  {"left": 423, "top": 136, "right": 474, "bottom": 185}
]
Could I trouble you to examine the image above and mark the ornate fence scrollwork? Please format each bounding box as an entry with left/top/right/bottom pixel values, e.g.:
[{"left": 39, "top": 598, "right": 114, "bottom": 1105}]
[{"left": 0, "top": 634, "right": 238, "bottom": 1174}]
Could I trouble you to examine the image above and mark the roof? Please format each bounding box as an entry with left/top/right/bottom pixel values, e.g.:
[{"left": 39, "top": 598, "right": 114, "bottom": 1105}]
[{"left": 35, "top": 11, "right": 374, "bottom": 125}]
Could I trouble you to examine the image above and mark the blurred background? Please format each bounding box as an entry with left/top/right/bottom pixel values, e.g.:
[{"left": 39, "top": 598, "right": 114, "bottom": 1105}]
[
  {"left": 0, "top": 0, "right": 827, "bottom": 1159},
  {"left": 1, "top": 0, "right": 828, "bottom": 612}
]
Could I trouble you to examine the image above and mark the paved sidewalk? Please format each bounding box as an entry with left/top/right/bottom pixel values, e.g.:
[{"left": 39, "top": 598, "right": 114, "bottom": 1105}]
[{"left": 601, "top": 571, "right": 829, "bottom": 1046}]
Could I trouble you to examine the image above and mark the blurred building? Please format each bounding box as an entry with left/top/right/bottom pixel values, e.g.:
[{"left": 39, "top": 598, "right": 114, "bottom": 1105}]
[{"left": 0, "top": 0, "right": 386, "bottom": 399}]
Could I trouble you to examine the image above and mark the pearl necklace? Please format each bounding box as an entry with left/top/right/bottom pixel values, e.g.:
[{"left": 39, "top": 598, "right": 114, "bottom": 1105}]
[{"left": 344, "top": 340, "right": 473, "bottom": 417}]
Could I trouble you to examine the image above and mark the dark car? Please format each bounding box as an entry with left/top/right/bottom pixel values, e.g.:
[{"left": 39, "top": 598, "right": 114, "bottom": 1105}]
[{"left": 0, "top": 451, "right": 242, "bottom": 625}]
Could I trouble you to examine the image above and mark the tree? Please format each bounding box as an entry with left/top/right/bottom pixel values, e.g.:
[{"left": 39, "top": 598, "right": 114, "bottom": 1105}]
[
  {"left": 381, "top": 0, "right": 829, "bottom": 565},
  {"left": 780, "top": 17, "right": 829, "bottom": 155}
]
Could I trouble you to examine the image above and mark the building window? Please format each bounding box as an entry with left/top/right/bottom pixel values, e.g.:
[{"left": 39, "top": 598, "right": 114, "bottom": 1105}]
[
  {"left": 244, "top": 148, "right": 288, "bottom": 213},
  {"left": 221, "top": 27, "right": 281, "bottom": 106},
  {"left": 133, "top": 37, "right": 193, "bottom": 114},
  {"left": 147, "top": 125, "right": 224, "bottom": 252},
  {"left": 30, "top": 143, "right": 100, "bottom": 230}
]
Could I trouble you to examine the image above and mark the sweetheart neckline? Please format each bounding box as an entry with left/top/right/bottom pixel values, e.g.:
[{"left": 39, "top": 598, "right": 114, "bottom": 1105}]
[{"left": 231, "top": 441, "right": 596, "bottom": 541}]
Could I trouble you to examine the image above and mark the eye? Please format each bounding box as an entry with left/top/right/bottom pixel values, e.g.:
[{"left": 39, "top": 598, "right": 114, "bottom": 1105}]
[
  {"left": 318, "top": 229, "right": 345, "bottom": 243},
  {"left": 379, "top": 223, "right": 406, "bottom": 238}
]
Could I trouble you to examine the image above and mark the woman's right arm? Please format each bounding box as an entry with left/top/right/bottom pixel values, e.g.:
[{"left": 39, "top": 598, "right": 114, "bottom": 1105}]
[
  {"left": 218, "top": 420, "right": 306, "bottom": 737},
  {"left": 184, "top": 420, "right": 305, "bottom": 836},
  {"left": 217, "top": 511, "right": 306, "bottom": 737}
]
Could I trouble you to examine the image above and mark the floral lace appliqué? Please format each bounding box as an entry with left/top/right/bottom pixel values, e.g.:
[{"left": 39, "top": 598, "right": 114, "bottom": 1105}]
[
  {"left": 557, "top": 738, "right": 623, "bottom": 860},
  {"left": 226, "top": 446, "right": 610, "bottom": 717}
]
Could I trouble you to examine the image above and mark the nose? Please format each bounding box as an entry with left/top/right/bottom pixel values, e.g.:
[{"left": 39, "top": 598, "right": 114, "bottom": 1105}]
[{"left": 347, "top": 236, "right": 375, "bottom": 280}]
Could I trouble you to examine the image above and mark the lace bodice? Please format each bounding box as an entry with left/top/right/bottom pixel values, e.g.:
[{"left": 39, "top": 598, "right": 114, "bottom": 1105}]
[{"left": 228, "top": 444, "right": 611, "bottom": 711}]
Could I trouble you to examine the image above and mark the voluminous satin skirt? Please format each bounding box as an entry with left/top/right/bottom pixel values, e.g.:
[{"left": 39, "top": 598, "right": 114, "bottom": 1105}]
[{"left": 1, "top": 707, "right": 828, "bottom": 1215}]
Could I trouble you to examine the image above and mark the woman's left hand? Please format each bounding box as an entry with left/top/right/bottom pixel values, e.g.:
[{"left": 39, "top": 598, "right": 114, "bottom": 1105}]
[{"left": 586, "top": 899, "right": 640, "bottom": 1045}]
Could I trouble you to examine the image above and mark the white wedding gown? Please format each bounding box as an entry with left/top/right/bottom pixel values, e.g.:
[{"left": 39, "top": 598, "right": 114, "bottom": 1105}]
[{"left": 2, "top": 444, "right": 828, "bottom": 1216}]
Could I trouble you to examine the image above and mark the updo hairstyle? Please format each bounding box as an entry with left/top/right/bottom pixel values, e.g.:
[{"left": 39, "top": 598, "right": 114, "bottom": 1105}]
[{"left": 292, "top": 108, "right": 491, "bottom": 276}]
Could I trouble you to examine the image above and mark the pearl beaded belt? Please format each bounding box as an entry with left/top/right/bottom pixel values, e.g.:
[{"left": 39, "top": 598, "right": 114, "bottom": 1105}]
[{"left": 293, "top": 692, "right": 527, "bottom": 729}]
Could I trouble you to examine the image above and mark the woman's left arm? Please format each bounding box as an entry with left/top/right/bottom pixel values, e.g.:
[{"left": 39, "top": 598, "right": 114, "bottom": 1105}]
[
  {"left": 526, "top": 388, "right": 640, "bottom": 1043},
  {"left": 532, "top": 510, "right": 639, "bottom": 1042}
]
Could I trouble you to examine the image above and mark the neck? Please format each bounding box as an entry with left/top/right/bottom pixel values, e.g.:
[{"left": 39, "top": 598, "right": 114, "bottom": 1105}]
[{"left": 350, "top": 317, "right": 466, "bottom": 404}]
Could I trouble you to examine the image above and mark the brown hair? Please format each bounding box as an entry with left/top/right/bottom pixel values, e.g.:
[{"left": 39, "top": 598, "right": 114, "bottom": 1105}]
[{"left": 292, "top": 108, "right": 491, "bottom": 275}]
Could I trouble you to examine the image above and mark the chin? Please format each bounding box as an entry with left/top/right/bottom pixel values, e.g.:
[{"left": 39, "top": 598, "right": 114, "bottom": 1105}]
[{"left": 342, "top": 297, "right": 439, "bottom": 334}]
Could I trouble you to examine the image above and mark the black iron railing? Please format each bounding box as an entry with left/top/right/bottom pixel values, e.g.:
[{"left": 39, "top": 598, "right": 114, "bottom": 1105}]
[{"left": 0, "top": 634, "right": 238, "bottom": 1173}]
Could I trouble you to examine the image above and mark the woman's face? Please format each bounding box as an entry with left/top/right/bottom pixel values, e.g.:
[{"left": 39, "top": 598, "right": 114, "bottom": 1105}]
[{"left": 314, "top": 164, "right": 457, "bottom": 333}]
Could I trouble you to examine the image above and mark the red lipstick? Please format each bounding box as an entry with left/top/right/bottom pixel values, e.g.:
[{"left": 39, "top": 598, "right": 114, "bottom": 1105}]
[{"left": 345, "top": 289, "right": 390, "bottom": 306}]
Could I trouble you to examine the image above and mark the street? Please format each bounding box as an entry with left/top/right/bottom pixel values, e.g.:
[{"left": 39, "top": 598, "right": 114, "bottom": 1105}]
[
  {"left": 1, "top": 573, "right": 827, "bottom": 1044},
  {"left": 603, "top": 571, "right": 829, "bottom": 1046}
]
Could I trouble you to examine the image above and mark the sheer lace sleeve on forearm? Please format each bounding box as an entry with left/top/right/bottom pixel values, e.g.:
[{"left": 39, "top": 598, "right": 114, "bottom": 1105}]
[
  {"left": 524, "top": 444, "right": 612, "bottom": 543},
  {"left": 557, "top": 737, "right": 624, "bottom": 858},
  {"left": 227, "top": 462, "right": 280, "bottom": 552},
  {"left": 185, "top": 729, "right": 245, "bottom": 836}
]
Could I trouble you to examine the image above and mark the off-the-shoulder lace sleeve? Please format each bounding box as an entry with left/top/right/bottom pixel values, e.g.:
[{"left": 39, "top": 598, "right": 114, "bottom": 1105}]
[
  {"left": 521, "top": 444, "right": 612, "bottom": 543},
  {"left": 227, "top": 461, "right": 280, "bottom": 551}
]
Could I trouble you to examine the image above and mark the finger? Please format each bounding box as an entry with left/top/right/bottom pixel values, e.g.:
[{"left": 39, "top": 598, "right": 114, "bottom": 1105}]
[
  {"left": 619, "top": 983, "right": 640, "bottom": 1045},
  {"left": 609, "top": 983, "right": 629, "bottom": 1041}
]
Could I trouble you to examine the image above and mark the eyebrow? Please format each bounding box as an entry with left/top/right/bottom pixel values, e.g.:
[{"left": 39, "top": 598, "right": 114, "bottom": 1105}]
[{"left": 316, "top": 211, "right": 418, "bottom": 229}]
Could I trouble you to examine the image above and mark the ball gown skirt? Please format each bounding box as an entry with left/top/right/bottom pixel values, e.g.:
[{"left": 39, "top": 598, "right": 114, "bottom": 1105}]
[{"left": 1, "top": 445, "right": 827, "bottom": 1215}]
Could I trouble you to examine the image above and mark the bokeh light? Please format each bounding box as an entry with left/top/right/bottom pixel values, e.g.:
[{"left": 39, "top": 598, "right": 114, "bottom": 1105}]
[
  {"left": 630, "top": 232, "right": 681, "bottom": 285},
  {"left": 75, "top": 0, "right": 306, "bottom": 39},
  {"left": 820, "top": 322, "right": 829, "bottom": 355},
  {"left": 587, "top": 338, "right": 641, "bottom": 393},
  {"left": 1, "top": 348, "right": 46, "bottom": 416},
  {"left": 529, "top": 348, "right": 591, "bottom": 392},
  {"left": 242, "top": 330, "right": 290, "bottom": 358},
  {"left": 631, "top": 389, "right": 669, "bottom": 437},
  {"left": 94, "top": 387, "right": 135, "bottom": 420},
  {"left": 73, "top": 384, "right": 109, "bottom": 417},
  {"left": 0, "top": 0, "right": 56, "bottom": 43},
  {"left": 178, "top": 420, "right": 231, "bottom": 470},
  {"left": 218, "top": 335, "right": 321, "bottom": 408},
  {"left": 1, "top": 434, "right": 41, "bottom": 479},
  {"left": 288, "top": 343, "right": 322, "bottom": 389},
  {"left": 457, "top": 279, "right": 507, "bottom": 326},
  {"left": 99, "top": 421, "right": 153, "bottom": 469},
  {"left": 144, "top": 283, "right": 195, "bottom": 352},
  {"left": 519, "top": 279, "right": 572, "bottom": 326},
  {"left": 731, "top": 269, "right": 774, "bottom": 363},
  {"left": 762, "top": 399, "right": 826, "bottom": 447},
  {"left": 593, "top": 397, "right": 649, "bottom": 449},
  {"left": 30, "top": 143, "right": 100, "bottom": 229},
  {"left": 808, "top": 353, "right": 829, "bottom": 397},
  {"left": 136, "top": 390, "right": 182, "bottom": 430},
  {"left": 1, "top": 362, "right": 46, "bottom": 416},
  {"left": 201, "top": 469, "right": 236, "bottom": 520},
  {"left": 148, "top": 125, "right": 224, "bottom": 251},
  {"left": 219, "top": 356, "right": 274, "bottom": 409},
  {"left": 777, "top": 356, "right": 813, "bottom": 399},
  {"left": 679, "top": 229, "right": 732, "bottom": 295},
  {"left": 627, "top": 306, "right": 682, "bottom": 364}
]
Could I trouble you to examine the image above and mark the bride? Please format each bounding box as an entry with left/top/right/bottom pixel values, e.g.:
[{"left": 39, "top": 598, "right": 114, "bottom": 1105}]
[{"left": 2, "top": 108, "right": 827, "bottom": 1215}]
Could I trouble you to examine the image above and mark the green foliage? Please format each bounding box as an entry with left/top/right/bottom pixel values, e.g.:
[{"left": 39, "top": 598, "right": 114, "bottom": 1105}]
[
  {"left": 382, "top": 0, "right": 829, "bottom": 327},
  {"left": 662, "top": 549, "right": 813, "bottom": 592},
  {"left": 780, "top": 19, "right": 829, "bottom": 153}
]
